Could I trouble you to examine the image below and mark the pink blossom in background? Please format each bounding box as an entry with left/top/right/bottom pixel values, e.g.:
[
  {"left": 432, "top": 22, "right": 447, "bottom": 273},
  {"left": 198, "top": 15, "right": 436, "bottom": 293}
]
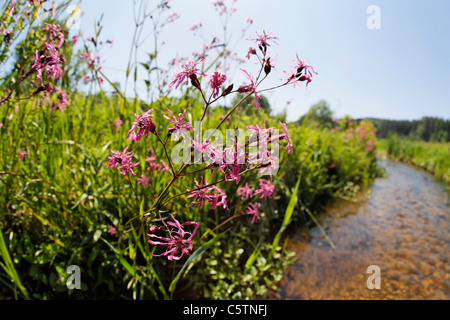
[
  {"left": 54, "top": 87, "right": 69, "bottom": 111},
  {"left": 237, "top": 182, "right": 253, "bottom": 200},
  {"left": 114, "top": 118, "right": 123, "bottom": 133},
  {"left": 365, "top": 139, "right": 374, "bottom": 152},
  {"left": 108, "top": 225, "right": 116, "bottom": 236},
  {"left": 72, "top": 35, "right": 78, "bottom": 45},
  {"left": 19, "top": 148, "right": 27, "bottom": 161},
  {"left": 189, "top": 22, "right": 203, "bottom": 31},
  {"left": 219, "top": 114, "right": 231, "bottom": 125},
  {"left": 31, "top": 43, "right": 63, "bottom": 86},
  {"left": 168, "top": 12, "right": 180, "bottom": 22},
  {"left": 147, "top": 214, "right": 200, "bottom": 261},
  {"left": 246, "top": 203, "right": 260, "bottom": 224},
  {"left": 279, "top": 121, "right": 293, "bottom": 154},
  {"left": 42, "top": 23, "right": 64, "bottom": 48},
  {"left": 254, "top": 179, "right": 275, "bottom": 200},
  {"left": 137, "top": 174, "right": 151, "bottom": 188},
  {"left": 239, "top": 68, "right": 261, "bottom": 112}
]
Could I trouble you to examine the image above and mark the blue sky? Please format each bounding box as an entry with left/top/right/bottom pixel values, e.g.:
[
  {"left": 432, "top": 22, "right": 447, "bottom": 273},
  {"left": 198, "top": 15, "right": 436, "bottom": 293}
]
[{"left": 77, "top": 0, "right": 450, "bottom": 122}]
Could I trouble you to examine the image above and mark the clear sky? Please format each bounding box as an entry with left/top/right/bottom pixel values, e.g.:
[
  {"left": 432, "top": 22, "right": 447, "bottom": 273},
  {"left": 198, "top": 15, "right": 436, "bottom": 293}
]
[{"left": 76, "top": 0, "right": 450, "bottom": 122}]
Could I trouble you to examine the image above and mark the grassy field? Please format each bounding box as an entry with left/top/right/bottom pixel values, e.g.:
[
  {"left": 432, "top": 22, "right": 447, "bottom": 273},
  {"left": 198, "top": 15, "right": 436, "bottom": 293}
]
[{"left": 377, "top": 135, "right": 450, "bottom": 183}]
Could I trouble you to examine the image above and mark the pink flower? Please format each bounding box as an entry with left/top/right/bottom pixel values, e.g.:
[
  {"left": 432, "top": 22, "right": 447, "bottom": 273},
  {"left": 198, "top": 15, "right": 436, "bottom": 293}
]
[
  {"left": 137, "top": 174, "right": 151, "bottom": 188},
  {"left": 163, "top": 109, "right": 193, "bottom": 140},
  {"left": 219, "top": 114, "right": 231, "bottom": 125},
  {"left": 187, "top": 176, "right": 228, "bottom": 210},
  {"left": 254, "top": 179, "right": 275, "bottom": 200},
  {"left": 246, "top": 47, "right": 256, "bottom": 59},
  {"left": 19, "top": 148, "right": 27, "bottom": 161},
  {"left": 72, "top": 35, "right": 78, "bottom": 45},
  {"left": 107, "top": 146, "right": 140, "bottom": 176},
  {"left": 213, "top": 1, "right": 226, "bottom": 15},
  {"left": 365, "top": 139, "right": 374, "bottom": 152},
  {"left": 108, "top": 225, "right": 116, "bottom": 236},
  {"left": 279, "top": 121, "right": 293, "bottom": 154},
  {"left": 285, "top": 54, "right": 317, "bottom": 88},
  {"left": 168, "top": 59, "right": 206, "bottom": 89},
  {"left": 168, "top": 12, "right": 180, "bottom": 22},
  {"left": 246, "top": 203, "right": 260, "bottom": 224},
  {"left": 31, "top": 43, "right": 63, "bottom": 86},
  {"left": 42, "top": 23, "right": 64, "bottom": 48},
  {"left": 209, "top": 72, "right": 227, "bottom": 98},
  {"left": 54, "top": 87, "right": 69, "bottom": 111},
  {"left": 209, "top": 186, "right": 228, "bottom": 210},
  {"left": 237, "top": 182, "right": 253, "bottom": 200},
  {"left": 249, "top": 30, "right": 278, "bottom": 49},
  {"left": 189, "top": 22, "right": 203, "bottom": 31},
  {"left": 239, "top": 68, "right": 261, "bottom": 112},
  {"left": 147, "top": 214, "right": 200, "bottom": 261},
  {"left": 114, "top": 118, "right": 123, "bottom": 133},
  {"left": 127, "top": 109, "right": 155, "bottom": 142}
]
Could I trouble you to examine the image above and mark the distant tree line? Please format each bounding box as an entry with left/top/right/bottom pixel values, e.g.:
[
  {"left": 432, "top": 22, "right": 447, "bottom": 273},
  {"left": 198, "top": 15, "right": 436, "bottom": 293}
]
[
  {"left": 227, "top": 97, "right": 449, "bottom": 143},
  {"left": 363, "top": 117, "right": 450, "bottom": 142}
]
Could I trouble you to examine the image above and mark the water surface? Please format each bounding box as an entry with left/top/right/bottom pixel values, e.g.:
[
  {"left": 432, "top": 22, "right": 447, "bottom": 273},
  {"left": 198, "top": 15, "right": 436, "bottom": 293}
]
[{"left": 278, "top": 160, "right": 449, "bottom": 300}]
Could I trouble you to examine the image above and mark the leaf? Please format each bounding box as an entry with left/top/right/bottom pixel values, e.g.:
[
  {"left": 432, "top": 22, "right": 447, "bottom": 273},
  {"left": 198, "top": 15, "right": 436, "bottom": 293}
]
[
  {"left": 140, "top": 62, "right": 150, "bottom": 70},
  {"left": 270, "top": 173, "right": 301, "bottom": 258},
  {"left": 168, "top": 232, "right": 225, "bottom": 293}
]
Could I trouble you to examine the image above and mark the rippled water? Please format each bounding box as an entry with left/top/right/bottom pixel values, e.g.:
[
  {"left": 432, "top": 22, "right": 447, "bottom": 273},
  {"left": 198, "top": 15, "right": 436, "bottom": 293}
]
[{"left": 277, "top": 160, "right": 450, "bottom": 300}]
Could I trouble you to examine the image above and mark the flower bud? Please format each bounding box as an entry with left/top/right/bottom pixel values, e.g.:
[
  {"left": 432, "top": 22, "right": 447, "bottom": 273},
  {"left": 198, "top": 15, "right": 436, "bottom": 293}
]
[
  {"left": 189, "top": 73, "right": 201, "bottom": 89},
  {"left": 221, "top": 84, "right": 234, "bottom": 96},
  {"left": 264, "top": 60, "right": 271, "bottom": 75}
]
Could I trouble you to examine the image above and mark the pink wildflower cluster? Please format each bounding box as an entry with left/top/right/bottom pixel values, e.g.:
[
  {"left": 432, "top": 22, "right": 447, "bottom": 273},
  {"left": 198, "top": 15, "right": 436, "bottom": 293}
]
[
  {"left": 146, "top": 146, "right": 170, "bottom": 172},
  {"left": 31, "top": 42, "right": 63, "bottom": 86},
  {"left": 236, "top": 178, "right": 275, "bottom": 224},
  {"left": 127, "top": 109, "right": 156, "bottom": 142},
  {"left": 79, "top": 35, "right": 114, "bottom": 85},
  {"left": 147, "top": 214, "right": 200, "bottom": 261},
  {"left": 106, "top": 28, "right": 316, "bottom": 261},
  {"left": 42, "top": 22, "right": 65, "bottom": 48},
  {"left": 107, "top": 146, "right": 140, "bottom": 175},
  {"left": 187, "top": 176, "right": 228, "bottom": 210}
]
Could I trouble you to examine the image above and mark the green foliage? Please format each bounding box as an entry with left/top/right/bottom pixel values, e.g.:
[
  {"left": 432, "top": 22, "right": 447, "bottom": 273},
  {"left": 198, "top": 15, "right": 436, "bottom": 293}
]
[
  {"left": 297, "top": 100, "right": 333, "bottom": 128},
  {"left": 367, "top": 117, "right": 450, "bottom": 142}
]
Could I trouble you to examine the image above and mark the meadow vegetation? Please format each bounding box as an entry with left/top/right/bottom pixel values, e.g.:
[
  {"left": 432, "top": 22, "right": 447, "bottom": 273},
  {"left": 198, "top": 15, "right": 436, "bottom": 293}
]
[{"left": 0, "top": 0, "right": 381, "bottom": 300}]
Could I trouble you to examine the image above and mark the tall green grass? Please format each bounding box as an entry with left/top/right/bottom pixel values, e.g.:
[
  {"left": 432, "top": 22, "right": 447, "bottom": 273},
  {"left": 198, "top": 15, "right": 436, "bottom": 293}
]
[{"left": 380, "top": 135, "right": 450, "bottom": 183}]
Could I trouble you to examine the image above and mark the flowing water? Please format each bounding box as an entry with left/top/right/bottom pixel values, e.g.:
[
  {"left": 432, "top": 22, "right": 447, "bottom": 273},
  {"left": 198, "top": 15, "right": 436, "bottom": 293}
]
[{"left": 277, "top": 159, "right": 450, "bottom": 300}]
